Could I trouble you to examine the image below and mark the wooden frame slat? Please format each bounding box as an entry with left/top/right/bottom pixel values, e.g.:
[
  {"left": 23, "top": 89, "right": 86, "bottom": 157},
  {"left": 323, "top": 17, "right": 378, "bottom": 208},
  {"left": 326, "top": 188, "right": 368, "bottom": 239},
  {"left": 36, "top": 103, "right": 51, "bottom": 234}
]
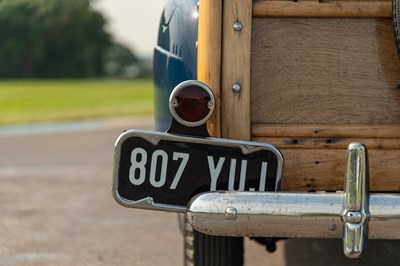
[
  {"left": 252, "top": 124, "right": 400, "bottom": 138},
  {"left": 221, "top": 0, "right": 253, "bottom": 140},
  {"left": 281, "top": 149, "right": 400, "bottom": 192},
  {"left": 253, "top": 137, "right": 400, "bottom": 150},
  {"left": 198, "top": 0, "right": 223, "bottom": 137},
  {"left": 253, "top": 0, "right": 392, "bottom": 18}
]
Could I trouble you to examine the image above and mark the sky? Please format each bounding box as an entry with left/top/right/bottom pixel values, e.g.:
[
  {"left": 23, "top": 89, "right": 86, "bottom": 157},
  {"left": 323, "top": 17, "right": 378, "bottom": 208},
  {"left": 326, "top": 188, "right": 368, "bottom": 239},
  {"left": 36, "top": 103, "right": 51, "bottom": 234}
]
[{"left": 94, "top": 0, "right": 167, "bottom": 58}]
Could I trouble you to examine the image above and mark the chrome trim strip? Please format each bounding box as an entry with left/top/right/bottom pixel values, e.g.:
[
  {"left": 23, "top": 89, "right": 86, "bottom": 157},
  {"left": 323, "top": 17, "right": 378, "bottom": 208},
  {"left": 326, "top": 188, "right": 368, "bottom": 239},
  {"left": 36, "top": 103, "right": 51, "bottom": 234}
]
[
  {"left": 112, "top": 130, "right": 284, "bottom": 212},
  {"left": 154, "top": 46, "right": 182, "bottom": 60},
  {"left": 341, "top": 144, "right": 369, "bottom": 258},
  {"left": 186, "top": 192, "right": 400, "bottom": 239}
]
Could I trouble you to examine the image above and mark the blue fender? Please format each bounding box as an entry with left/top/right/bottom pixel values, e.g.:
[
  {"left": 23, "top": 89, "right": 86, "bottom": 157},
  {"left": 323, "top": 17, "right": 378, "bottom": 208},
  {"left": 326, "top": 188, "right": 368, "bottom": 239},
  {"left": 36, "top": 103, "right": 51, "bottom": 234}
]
[{"left": 153, "top": 0, "right": 199, "bottom": 131}]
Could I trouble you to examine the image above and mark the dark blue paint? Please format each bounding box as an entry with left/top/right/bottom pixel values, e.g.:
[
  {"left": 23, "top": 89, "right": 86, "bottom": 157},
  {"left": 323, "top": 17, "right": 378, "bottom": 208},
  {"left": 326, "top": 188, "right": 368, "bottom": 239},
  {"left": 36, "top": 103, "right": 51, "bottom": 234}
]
[{"left": 153, "top": 0, "right": 198, "bottom": 131}]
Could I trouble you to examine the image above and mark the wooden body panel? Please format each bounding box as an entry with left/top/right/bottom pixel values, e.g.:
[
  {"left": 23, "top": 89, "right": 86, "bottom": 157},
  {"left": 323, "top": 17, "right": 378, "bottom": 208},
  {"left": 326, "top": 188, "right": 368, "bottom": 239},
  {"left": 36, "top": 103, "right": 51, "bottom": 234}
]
[
  {"left": 253, "top": 124, "right": 400, "bottom": 191},
  {"left": 253, "top": 0, "right": 392, "bottom": 18},
  {"left": 276, "top": 149, "right": 400, "bottom": 191},
  {"left": 251, "top": 18, "right": 400, "bottom": 125},
  {"left": 250, "top": 18, "right": 400, "bottom": 192},
  {"left": 198, "top": 0, "right": 400, "bottom": 192}
]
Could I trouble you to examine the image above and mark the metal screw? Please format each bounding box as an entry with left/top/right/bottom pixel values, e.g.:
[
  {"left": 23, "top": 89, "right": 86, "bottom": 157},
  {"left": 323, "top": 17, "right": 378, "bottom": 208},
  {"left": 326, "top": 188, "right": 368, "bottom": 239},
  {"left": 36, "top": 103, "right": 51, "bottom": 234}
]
[
  {"left": 232, "top": 83, "right": 241, "bottom": 93},
  {"left": 207, "top": 101, "right": 214, "bottom": 109},
  {"left": 171, "top": 98, "right": 179, "bottom": 108},
  {"left": 233, "top": 22, "right": 243, "bottom": 31},
  {"left": 146, "top": 198, "right": 153, "bottom": 205},
  {"left": 345, "top": 211, "right": 362, "bottom": 224},
  {"left": 225, "top": 207, "right": 237, "bottom": 221}
]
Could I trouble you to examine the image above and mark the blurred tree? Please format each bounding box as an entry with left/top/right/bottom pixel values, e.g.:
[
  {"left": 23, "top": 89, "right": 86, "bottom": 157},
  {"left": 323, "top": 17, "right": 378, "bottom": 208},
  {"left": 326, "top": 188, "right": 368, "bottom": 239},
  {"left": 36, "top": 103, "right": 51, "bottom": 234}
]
[
  {"left": 104, "top": 43, "right": 140, "bottom": 78},
  {"left": 0, "top": 0, "right": 112, "bottom": 78}
]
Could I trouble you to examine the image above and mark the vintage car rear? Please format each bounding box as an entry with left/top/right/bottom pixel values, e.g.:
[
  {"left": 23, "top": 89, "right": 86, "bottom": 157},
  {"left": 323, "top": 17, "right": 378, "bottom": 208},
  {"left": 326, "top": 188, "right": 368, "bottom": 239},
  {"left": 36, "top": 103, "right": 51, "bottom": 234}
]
[{"left": 113, "top": 0, "right": 400, "bottom": 265}]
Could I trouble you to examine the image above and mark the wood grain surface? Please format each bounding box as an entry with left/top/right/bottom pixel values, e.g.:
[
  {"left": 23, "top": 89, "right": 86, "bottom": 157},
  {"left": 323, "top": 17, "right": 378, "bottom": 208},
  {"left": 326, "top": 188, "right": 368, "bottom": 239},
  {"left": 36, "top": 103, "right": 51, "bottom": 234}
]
[
  {"left": 250, "top": 18, "right": 400, "bottom": 192},
  {"left": 197, "top": 3, "right": 400, "bottom": 191},
  {"left": 198, "top": 0, "right": 223, "bottom": 137},
  {"left": 252, "top": 124, "right": 400, "bottom": 191},
  {"left": 251, "top": 18, "right": 400, "bottom": 125},
  {"left": 252, "top": 124, "right": 400, "bottom": 138},
  {"left": 278, "top": 149, "right": 400, "bottom": 192},
  {"left": 253, "top": 0, "right": 392, "bottom": 18},
  {"left": 221, "top": 0, "right": 253, "bottom": 140}
]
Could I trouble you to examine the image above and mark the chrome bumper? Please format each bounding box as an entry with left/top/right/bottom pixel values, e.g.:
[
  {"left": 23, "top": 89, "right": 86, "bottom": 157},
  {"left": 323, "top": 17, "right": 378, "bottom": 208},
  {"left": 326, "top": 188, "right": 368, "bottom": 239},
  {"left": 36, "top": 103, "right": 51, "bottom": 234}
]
[{"left": 186, "top": 143, "right": 400, "bottom": 258}]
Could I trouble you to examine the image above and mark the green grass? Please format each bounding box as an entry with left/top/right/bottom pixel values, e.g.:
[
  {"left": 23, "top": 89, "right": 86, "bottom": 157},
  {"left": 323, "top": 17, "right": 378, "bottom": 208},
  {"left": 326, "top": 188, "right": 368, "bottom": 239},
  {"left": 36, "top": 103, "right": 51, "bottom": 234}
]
[{"left": 0, "top": 79, "right": 154, "bottom": 125}]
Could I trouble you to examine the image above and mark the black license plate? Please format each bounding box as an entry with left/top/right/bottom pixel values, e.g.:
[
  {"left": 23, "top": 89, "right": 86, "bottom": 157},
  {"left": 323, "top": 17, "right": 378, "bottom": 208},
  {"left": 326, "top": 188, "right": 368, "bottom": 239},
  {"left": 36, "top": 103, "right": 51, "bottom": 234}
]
[{"left": 113, "top": 130, "right": 284, "bottom": 212}]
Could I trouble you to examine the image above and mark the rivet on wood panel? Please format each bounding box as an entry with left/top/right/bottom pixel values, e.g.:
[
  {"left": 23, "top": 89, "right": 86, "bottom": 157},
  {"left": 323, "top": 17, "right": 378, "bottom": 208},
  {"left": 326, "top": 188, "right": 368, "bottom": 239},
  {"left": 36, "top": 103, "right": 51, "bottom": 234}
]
[
  {"left": 232, "top": 83, "right": 241, "bottom": 92},
  {"left": 233, "top": 22, "right": 243, "bottom": 31}
]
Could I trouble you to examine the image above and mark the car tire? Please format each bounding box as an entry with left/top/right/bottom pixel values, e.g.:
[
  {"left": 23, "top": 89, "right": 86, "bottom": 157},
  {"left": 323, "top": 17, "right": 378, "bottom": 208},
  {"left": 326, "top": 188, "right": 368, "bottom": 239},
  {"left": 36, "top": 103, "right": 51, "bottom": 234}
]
[
  {"left": 184, "top": 218, "right": 244, "bottom": 266},
  {"left": 394, "top": 0, "right": 400, "bottom": 57}
]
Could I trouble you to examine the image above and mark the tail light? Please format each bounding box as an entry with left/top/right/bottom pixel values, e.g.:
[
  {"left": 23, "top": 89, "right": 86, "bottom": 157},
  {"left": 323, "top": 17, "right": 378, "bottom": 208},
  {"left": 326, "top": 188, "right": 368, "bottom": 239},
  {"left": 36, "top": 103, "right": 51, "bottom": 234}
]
[{"left": 169, "top": 80, "right": 215, "bottom": 127}]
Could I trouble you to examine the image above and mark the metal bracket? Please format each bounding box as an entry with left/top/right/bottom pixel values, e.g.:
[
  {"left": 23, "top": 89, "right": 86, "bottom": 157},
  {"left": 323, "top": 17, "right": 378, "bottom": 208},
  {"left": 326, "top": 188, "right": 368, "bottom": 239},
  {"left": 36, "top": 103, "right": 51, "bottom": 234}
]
[{"left": 340, "top": 143, "right": 369, "bottom": 258}]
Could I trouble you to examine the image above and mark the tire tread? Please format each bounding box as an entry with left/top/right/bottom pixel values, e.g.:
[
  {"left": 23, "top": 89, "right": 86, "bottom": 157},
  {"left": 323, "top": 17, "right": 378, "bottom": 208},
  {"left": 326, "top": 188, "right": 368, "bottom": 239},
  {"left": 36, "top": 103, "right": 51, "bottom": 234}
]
[{"left": 184, "top": 219, "right": 243, "bottom": 266}]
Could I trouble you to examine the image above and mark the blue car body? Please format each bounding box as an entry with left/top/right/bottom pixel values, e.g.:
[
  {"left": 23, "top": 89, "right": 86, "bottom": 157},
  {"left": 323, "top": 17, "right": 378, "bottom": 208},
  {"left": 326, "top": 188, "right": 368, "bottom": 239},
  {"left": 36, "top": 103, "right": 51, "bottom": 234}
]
[{"left": 153, "top": 0, "right": 199, "bottom": 131}]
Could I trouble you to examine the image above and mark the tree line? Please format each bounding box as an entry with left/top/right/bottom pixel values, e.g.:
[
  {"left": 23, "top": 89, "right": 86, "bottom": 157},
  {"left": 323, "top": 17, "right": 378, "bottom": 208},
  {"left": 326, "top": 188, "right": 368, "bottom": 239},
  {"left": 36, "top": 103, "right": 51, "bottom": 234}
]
[{"left": 0, "top": 0, "right": 143, "bottom": 78}]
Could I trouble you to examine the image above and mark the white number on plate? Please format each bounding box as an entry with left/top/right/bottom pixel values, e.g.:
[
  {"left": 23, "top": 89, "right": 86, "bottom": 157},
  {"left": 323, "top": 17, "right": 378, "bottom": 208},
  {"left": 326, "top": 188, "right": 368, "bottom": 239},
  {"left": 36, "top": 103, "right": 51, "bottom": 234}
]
[{"left": 129, "top": 148, "right": 189, "bottom": 189}]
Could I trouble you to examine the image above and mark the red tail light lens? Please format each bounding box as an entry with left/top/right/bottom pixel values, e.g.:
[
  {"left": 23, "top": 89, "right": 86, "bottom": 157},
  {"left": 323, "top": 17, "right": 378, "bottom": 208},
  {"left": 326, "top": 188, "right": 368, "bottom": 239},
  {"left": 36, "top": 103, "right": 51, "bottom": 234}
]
[{"left": 169, "top": 80, "right": 215, "bottom": 127}]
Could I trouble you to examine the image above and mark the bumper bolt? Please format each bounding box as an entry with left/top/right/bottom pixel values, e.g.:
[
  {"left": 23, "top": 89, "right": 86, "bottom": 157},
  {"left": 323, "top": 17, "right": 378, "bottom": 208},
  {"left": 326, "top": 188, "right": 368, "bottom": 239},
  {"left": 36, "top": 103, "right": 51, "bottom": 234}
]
[{"left": 225, "top": 207, "right": 237, "bottom": 220}]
